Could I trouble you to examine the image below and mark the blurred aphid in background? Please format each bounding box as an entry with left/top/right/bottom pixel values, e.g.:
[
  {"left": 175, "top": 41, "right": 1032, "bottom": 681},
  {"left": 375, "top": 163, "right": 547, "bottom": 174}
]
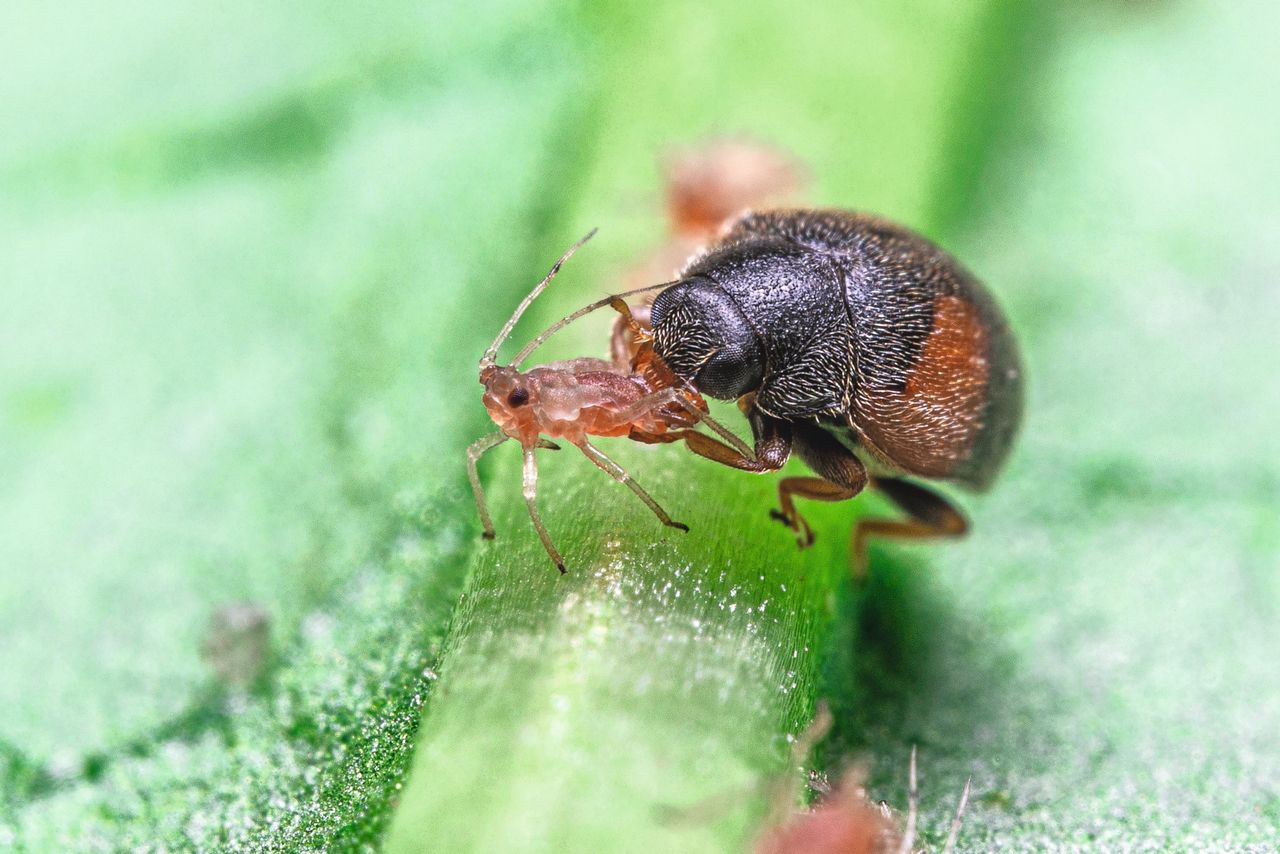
[
  {"left": 755, "top": 706, "right": 970, "bottom": 854},
  {"left": 664, "top": 137, "right": 807, "bottom": 238},
  {"left": 666, "top": 703, "right": 970, "bottom": 853},
  {"left": 200, "top": 602, "right": 271, "bottom": 688},
  {"left": 627, "top": 137, "right": 807, "bottom": 287}
]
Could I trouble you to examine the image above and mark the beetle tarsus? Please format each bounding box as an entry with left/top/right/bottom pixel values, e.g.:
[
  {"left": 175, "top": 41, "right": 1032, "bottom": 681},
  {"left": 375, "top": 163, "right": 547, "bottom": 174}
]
[
  {"left": 768, "top": 507, "right": 813, "bottom": 548},
  {"left": 850, "top": 477, "right": 968, "bottom": 581},
  {"left": 768, "top": 507, "right": 801, "bottom": 537}
]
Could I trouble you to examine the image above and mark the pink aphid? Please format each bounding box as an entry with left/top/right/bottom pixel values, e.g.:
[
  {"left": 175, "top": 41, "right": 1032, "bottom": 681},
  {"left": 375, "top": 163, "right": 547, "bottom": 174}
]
[
  {"left": 468, "top": 231, "right": 751, "bottom": 573},
  {"left": 758, "top": 743, "right": 973, "bottom": 854}
]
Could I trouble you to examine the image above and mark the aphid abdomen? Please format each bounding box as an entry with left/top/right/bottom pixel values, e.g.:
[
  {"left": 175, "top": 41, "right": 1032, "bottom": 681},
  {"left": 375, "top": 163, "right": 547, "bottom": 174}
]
[{"left": 523, "top": 369, "right": 642, "bottom": 441}]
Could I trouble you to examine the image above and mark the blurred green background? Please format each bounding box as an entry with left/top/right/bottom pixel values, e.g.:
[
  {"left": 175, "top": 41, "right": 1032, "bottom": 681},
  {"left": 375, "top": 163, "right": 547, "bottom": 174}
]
[{"left": 2, "top": 1, "right": 1278, "bottom": 851}]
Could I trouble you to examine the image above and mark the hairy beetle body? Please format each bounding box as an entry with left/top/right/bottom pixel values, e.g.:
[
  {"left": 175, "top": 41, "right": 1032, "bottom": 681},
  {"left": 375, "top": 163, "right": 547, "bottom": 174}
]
[
  {"left": 649, "top": 208, "right": 1023, "bottom": 574},
  {"left": 655, "top": 208, "right": 1022, "bottom": 489}
]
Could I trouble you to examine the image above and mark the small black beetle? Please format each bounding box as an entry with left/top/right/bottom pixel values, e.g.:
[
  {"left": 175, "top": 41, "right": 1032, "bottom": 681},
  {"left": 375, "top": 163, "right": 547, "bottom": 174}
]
[{"left": 647, "top": 208, "right": 1023, "bottom": 576}]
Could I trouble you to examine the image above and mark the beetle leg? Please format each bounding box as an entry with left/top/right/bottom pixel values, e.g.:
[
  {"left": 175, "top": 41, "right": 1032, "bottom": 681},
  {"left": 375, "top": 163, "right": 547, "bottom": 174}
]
[
  {"left": 467, "top": 432, "right": 509, "bottom": 539},
  {"left": 576, "top": 440, "right": 689, "bottom": 532},
  {"left": 522, "top": 446, "right": 566, "bottom": 573},
  {"left": 630, "top": 418, "right": 791, "bottom": 477},
  {"left": 633, "top": 407, "right": 790, "bottom": 471},
  {"left": 770, "top": 479, "right": 861, "bottom": 548},
  {"left": 687, "top": 429, "right": 789, "bottom": 472},
  {"left": 609, "top": 298, "right": 652, "bottom": 369},
  {"left": 770, "top": 425, "right": 868, "bottom": 549},
  {"left": 850, "top": 477, "right": 968, "bottom": 582}
]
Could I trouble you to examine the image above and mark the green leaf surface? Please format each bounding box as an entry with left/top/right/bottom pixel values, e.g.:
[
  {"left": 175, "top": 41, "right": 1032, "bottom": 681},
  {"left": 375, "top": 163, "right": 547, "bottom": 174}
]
[
  {"left": 2, "top": 0, "right": 585, "bottom": 848},
  {"left": 3, "top": 0, "right": 1279, "bottom": 852}
]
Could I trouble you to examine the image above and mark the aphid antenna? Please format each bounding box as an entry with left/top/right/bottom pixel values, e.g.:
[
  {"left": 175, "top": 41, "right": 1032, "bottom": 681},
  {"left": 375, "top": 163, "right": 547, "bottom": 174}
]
[
  {"left": 511, "top": 279, "right": 676, "bottom": 369},
  {"left": 894, "top": 745, "right": 918, "bottom": 854},
  {"left": 480, "top": 228, "right": 599, "bottom": 372},
  {"left": 941, "top": 776, "right": 972, "bottom": 854},
  {"left": 790, "top": 700, "right": 833, "bottom": 766}
]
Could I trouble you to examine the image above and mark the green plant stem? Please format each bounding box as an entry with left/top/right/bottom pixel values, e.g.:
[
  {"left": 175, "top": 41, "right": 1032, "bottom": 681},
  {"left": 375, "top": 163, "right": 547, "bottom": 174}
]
[
  {"left": 389, "top": 459, "right": 847, "bottom": 851},
  {"left": 385, "top": 2, "right": 1021, "bottom": 851}
]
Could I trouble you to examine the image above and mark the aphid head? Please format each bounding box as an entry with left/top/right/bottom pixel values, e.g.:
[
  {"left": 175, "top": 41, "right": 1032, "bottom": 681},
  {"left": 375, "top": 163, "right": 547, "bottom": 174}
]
[
  {"left": 477, "top": 231, "right": 601, "bottom": 446},
  {"left": 649, "top": 277, "right": 764, "bottom": 399},
  {"left": 479, "top": 364, "right": 539, "bottom": 443}
]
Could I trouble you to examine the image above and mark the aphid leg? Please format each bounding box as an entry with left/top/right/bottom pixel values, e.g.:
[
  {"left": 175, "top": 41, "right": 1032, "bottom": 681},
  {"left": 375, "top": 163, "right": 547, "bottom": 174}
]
[
  {"left": 894, "top": 746, "right": 919, "bottom": 854},
  {"left": 941, "top": 777, "right": 972, "bottom": 854},
  {"left": 850, "top": 477, "right": 968, "bottom": 582},
  {"left": 467, "top": 432, "right": 509, "bottom": 539},
  {"left": 609, "top": 300, "right": 653, "bottom": 369},
  {"left": 522, "top": 446, "right": 566, "bottom": 573},
  {"left": 770, "top": 426, "right": 867, "bottom": 549},
  {"left": 763, "top": 700, "right": 834, "bottom": 828},
  {"left": 606, "top": 300, "right": 655, "bottom": 368},
  {"left": 576, "top": 440, "right": 689, "bottom": 532},
  {"left": 610, "top": 314, "right": 632, "bottom": 370}
]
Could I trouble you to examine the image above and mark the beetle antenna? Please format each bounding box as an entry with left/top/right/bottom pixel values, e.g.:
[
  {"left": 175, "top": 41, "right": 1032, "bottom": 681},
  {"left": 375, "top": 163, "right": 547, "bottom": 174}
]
[
  {"left": 480, "top": 228, "right": 598, "bottom": 370},
  {"left": 511, "top": 280, "right": 675, "bottom": 368}
]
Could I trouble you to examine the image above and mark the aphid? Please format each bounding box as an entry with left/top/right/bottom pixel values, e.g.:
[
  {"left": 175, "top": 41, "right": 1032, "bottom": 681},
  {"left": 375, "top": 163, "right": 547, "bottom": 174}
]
[
  {"left": 640, "top": 208, "right": 1024, "bottom": 577},
  {"left": 756, "top": 766, "right": 897, "bottom": 854},
  {"left": 662, "top": 703, "right": 972, "bottom": 854},
  {"left": 757, "top": 710, "right": 972, "bottom": 854},
  {"left": 468, "top": 231, "right": 751, "bottom": 573},
  {"left": 624, "top": 137, "right": 806, "bottom": 292},
  {"left": 200, "top": 602, "right": 271, "bottom": 688},
  {"left": 664, "top": 137, "right": 806, "bottom": 239}
]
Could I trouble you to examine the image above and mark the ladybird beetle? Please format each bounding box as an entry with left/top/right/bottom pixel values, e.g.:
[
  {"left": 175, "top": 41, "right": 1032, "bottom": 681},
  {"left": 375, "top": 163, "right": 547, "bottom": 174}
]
[{"left": 646, "top": 208, "right": 1023, "bottom": 577}]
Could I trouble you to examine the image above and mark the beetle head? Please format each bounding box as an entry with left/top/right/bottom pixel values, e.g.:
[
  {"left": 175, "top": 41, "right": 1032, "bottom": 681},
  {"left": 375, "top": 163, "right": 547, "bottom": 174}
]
[{"left": 650, "top": 277, "right": 764, "bottom": 399}]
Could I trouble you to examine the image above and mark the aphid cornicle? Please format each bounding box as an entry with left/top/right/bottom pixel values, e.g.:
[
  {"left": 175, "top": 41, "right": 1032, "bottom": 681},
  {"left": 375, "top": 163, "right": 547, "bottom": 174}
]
[{"left": 645, "top": 207, "right": 1023, "bottom": 577}]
